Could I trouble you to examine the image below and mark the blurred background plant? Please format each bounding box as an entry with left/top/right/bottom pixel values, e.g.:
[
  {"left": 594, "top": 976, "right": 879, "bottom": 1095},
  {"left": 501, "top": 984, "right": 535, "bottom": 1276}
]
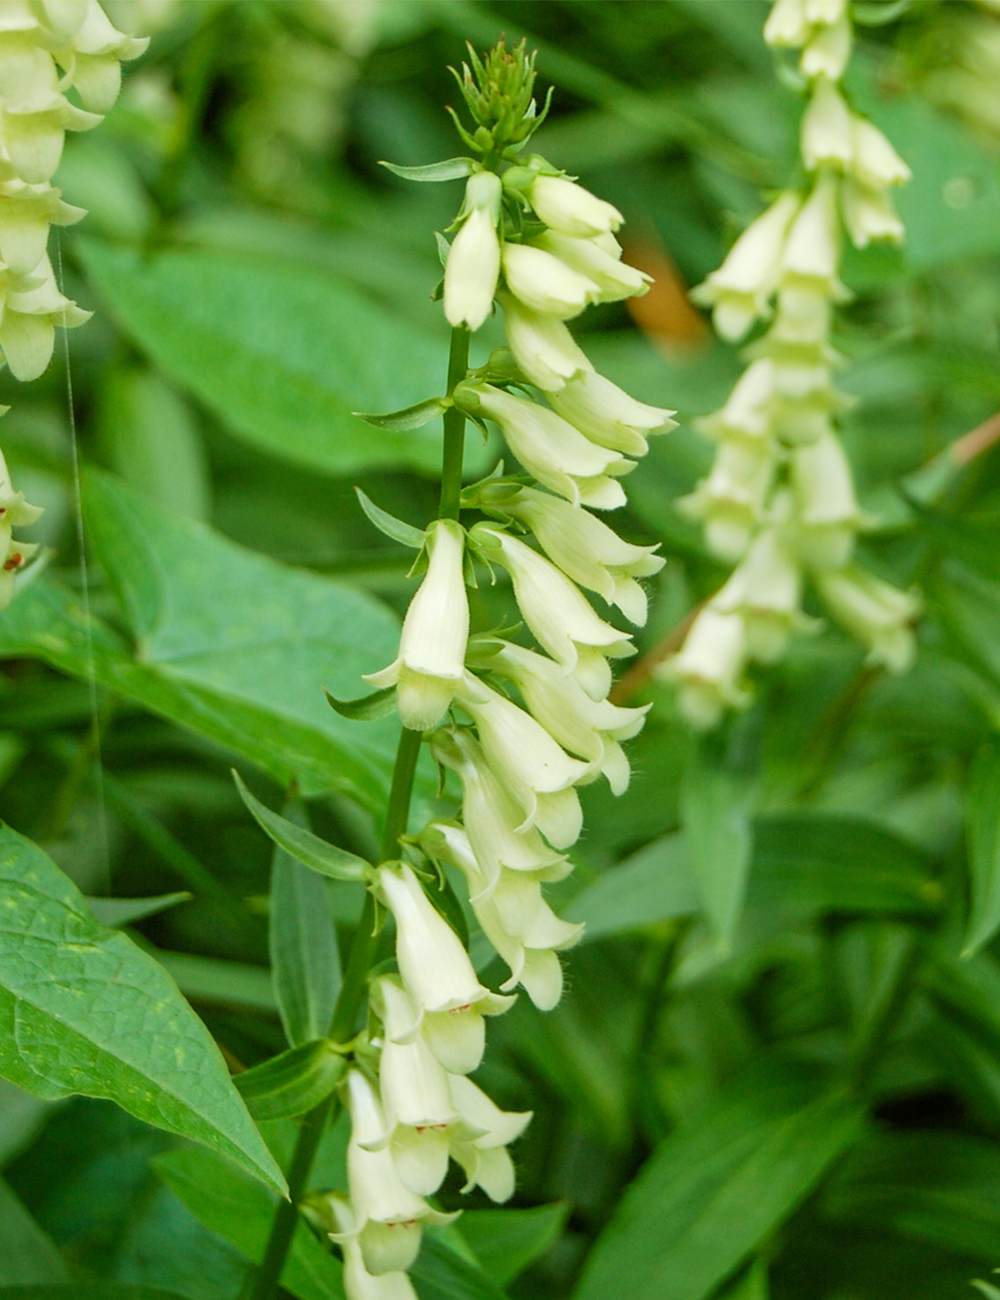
[{"left": 3, "top": 3, "right": 1000, "bottom": 1300}]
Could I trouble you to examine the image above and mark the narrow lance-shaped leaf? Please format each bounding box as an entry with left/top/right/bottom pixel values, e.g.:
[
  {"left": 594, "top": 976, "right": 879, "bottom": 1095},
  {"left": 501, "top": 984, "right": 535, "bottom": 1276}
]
[
  {"left": 233, "top": 771, "right": 370, "bottom": 882},
  {"left": 963, "top": 740, "right": 1000, "bottom": 957},
  {"left": 84, "top": 892, "right": 192, "bottom": 928},
  {"left": 269, "top": 798, "right": 342, "bottom": 1047},
  {"left": 380, "top": 157, "right": 474, "bottom": 182},
  {"left": 0, "top": 824, "right": 286, "bottom": 1196},
  {"left": 355, "top": 396, "right": 447, "bottom": 432},
  {"left": 355, "top": 488, "right": 426, "bottom": 549},
  {"left": 234, "top": 1040, "right": 346, "bottom": 1121},
  {"left": 325, "top": 686, "right": 398, "bottom": 723}
]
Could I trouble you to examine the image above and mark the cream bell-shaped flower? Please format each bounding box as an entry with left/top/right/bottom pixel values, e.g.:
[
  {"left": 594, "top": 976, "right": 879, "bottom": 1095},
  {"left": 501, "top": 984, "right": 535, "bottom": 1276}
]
[
  {"left": 801, "top": 77, "right": 853, "bottom": 172},
  {"left": 698, "top": 359, "right": 775, "bottom": 443},
  {"left": 485, "top": 484, "right": 664, "bottom": 626},
  {"left": 421, "top": 823, "right": 582, "bottom": 1010},
  {"left": 1, "top": 254, "right": 91, "bottom": 380},
  {"left": 547, "top": 369, "right": 676, "bottom": 457},
  {"left": 529, "top": 173, "right": 623, "bottom": 238},
  {"left": 781, "top": 173, "right": 841, "bottom": 288},
  {"left": 328, "top": 1197, "right": 419, "bottom": 1300},
  {"left": 659, "top": 607, "right": 751, "bottom": 730},
  {"left": 447, "top": 1073, "right": 532, "bottom": 1203},
  {"left": 764, "top": 0, "right": 810, "bottom": 48},
  {"left": 791, "top": 429, "right": 866, "bottom": 568},
  {"left": 712, "top": 522, "right": 811, "bottom": 664},
  {"left": 502, "top": 241, "right": 598, "bottom": 319},
  {"left": 532, "top": 229, "right": 650, "bottom": 304},
  {"left": 53, "top": 0, "right": 149, "bottom": 115},
  {"left": 364, "top": 519, "right": 468, "bottom": 732},
  {"left": 458, "top": 383, "right": 633, "bottom": 510},
  {"left": 679, "top": 437, "right": 778, "bottom": 562},
  {"left": 444, "top": 171, "right": 502, "bottom": 332},
  {"left": 485, "top": 641, "right": 648, "bottom": 795},
  {"left": 455, "top": 670, "right": 589, "bottom": 849},
  {"left": 800, "top": 10, "right": 851, "bottom": 81},
  {"left": 813, "top": 564, "right": 921, "bottom": 673},
  {"left": 0, "top": 442, "right": 43, "bottom": 611},
  {"left": 370, "top": 978, "right": 458, "bottom": 1197},
  {"left": 690, "top": 192, "right": 801, "bottom": 342},
  {"left": 850, "top": 117, "right": 911, "bottom": 191},
  {"left": 840, "top": 178, "right": 904, "bottom": 248},
  {"left": 431, "top": 729, "right": 571, "bottom": 890},
  {"left": 471, "top": 524, "right": 635, "bottom": 701},
  {"left": 499, "top": 290, "right": 593, "bottom": 391},
  {"left": 377, "top": 863, "right": 514, "bottom": 1075},
  {"left": 341, "top": 1070, "right": 458, "bottom": 1277},
  {"left": 0, "top": 179, "right": 85, "bottom": 275}
]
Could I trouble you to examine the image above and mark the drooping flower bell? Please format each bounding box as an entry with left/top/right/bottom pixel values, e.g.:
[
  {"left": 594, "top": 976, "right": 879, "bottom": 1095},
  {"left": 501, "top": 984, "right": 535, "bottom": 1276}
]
[
  {"left": 527, "top": 171, "right": 623, "bottom": 238},
  {"left": 444, "top": 170, "right": 502, "bottom": 332}
]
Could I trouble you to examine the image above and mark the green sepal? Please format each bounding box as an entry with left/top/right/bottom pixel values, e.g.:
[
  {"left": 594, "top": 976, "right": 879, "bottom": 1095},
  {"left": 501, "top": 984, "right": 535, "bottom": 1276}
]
[
  {"left": 354, "top": 397, "right": 448, "bottom": 433},
  {"left": 424, "top": 861, "right": 471, "bottom": 950},
  {"left": 233, "top": 1039, "right": 347, "bottom": 1121},
  {"left": 326, "top": 685, "right": 398, "bottom": 722},
  {"left": 233, "top": 771, "right": 371, "bottom": 883},
  {"left": 435, "top": 231, "right": 451, "bottom": 270},
  {"left": 355, "top": 488, "right": 426, "bottom": 549},
  {"left": 379, "top": 157, "right": 475, "bottom": 182}
]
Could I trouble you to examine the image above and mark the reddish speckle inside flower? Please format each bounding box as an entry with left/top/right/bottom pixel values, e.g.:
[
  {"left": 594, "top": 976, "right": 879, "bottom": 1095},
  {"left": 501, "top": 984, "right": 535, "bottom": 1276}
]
[{"left": 3, "top": 553, "right": 23, "bottom": 571}]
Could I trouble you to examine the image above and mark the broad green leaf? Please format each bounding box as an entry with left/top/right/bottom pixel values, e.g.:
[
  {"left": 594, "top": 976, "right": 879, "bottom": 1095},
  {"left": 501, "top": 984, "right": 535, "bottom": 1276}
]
[
  {"left": 234, "top": 773, "right": 370, "bottom": 883},
  {"left": 680, "top": 737, "right": 755, "bottom": 951},
  {"left": 153, "top": 951, "right": 278, "bottom": 1015},
  {"left": 269, "top": 799, "right": 343, "bottom": 1048},
  {"left": 824, "top": 1130, "right": 1000, "bottom": 1260},
  {"left": 234, "top": 1041, "right": 345, "bottom": 1121},
  {"left": 0, "top": 1178, "right": 67, "bottom": 1285},
  {"left": 459, "top": 1203, "right": 569, "bottom": 1287},
  {"left": 84, "top": 893, "right": 192, "bottom": 928},
  {"left": 716, "top": 1259, "right": 769, "bottom": 1300},
  {"left": 0, "top": 469, "right": 404, "bottom": 804},
  {"left": 922, "top": 949, "right": 1000, "bottom": 1057},
  {"left": 963, "top": 742, "right": 1000, "bottom": 956},
  {"left": 567, "top": 834, "right": 698, "bottom": 940},
  {"left": 78, "top": 241, "right": 450, "bottom": 477},
  {"left": 380, "top": 157, "right": 474, "bottom": 182},
  {"left": 0, "top": 825, "right": 286, "bottom": 1195},
  {"left": 411, "top": 1235, "right": 508, "bottom": 1300},
  {"left": 153, "top": 1147, "right": 343, "bottom": 1300},
  {"left": 572, "top": 1062, "right": 864, "bottom": 1300},
  {"left": 0, "top": 1290, "right": 191, "bottom": 1299}
]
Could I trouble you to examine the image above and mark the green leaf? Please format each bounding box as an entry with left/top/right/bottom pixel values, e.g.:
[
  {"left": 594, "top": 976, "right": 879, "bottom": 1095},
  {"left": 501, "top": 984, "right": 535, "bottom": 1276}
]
[
  {"left": 459, "top": 1203, "right": 569, "bottom": 1287},
  {"left": 153, "top": 1147, "right": 343, "bottom": 1300},
  {"left": 380, "top": 157, "right": 474, "bottom": 182},
  {"left": 325, "top": 687, "right": 398, "bottom": 723},
  {"left": 572, "top": 1062, "right": 864, "bottom": 1300},
  {"left": 0, "top": 1290, "right": 192, "bottom": 1299},
  {"left": 922, "top": 949, "right": 1000, "bottom": 1058},
  {"left": 356, "top": 397, "right": 447, "bottom": 432},
  {"left": 78, "top": 241, "right": 450, "bottom": 477},
  {"left": 680, "top": 736, "right": 755, "bottom": 952},
  {"left": 824, "top": 1130, "right": 1000, "bottom": 1260},
  {"left": 270, "top": 800, "right": 343, "bottom": 1048},
  {"left": 973, "top": 1281, "right": 1000, "bottom": 1300},
  {"left": 8, "top": 468, "right": 400, "bottom": 805},
  {"left": 412, "top": 1235, "right": 508, "bottom": 1300},
  {"left": 0, "top": 825, "right": 286, "bottom": 1196},
  {"left": 929, "top": 560, "right": 1000, "bottom": 690},
  {"left": 355, "top": 489, "right": 426, "bottom": 549},
  {"left": 234, "top": 1041, "right": 346, "bottom": 1121},
  {"left": 84, "top": 893, "right": 192, "bottom": 928},
  {"left": 715, "top": 1259, "right": 769, "bottom": 1300},
  {"left": 152, "top": 951, "right": 279, "bottom": 1015},
  {"left": 567, "top": 834, "right": 698, "bottom": 940},
  {"left": 0, "top": 1178, "right": 68, "bottom": 1285},
  {"left": 234, "top": 772, "right": 370, "bottom": 883},
  {"left": 963, "top": 742, "right": 1000, "bottom": 956}
]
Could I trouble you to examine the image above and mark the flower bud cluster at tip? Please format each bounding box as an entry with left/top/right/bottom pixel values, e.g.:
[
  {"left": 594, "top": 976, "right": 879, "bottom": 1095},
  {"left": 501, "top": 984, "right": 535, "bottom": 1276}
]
[
  {"left": 660, "top": 0, "right": 921, "bottom": 729},
  {"left": 349, "top": 55, "right": 678, "bottom": 1295},
  {"left": 0, "top": 1, "right": 144, "bottom": 612}
]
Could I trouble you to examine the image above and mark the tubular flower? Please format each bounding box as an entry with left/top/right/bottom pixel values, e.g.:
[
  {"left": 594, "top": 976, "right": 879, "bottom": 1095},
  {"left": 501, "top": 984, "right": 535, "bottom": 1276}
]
[
  {"left": 0, "top": 441, "right": 42, "bottom": 609},
  {"left": 364, "top": 519, "right": 469, "bottom": 731},
  {"left": 444, "top": 170, "right": 502, "bottom": 331},
  {"left": 527, "top": 172, "right": 623, "bottom": 238},
  {"left": 446, "top": 1073, "right": 533, "bottom": 1202},
  {"left": 502, "top": 241, "right": 598, "bottom": 319},
  {"left": 712, "top": 521, "right": 813, "bottom": 664},
  {"left": 658, "top": 607, "right": 751, "bottom": 730},
  {"left": 547, "top": 369, "right": 676, "bottom": 457},
  {"left": 472, "top": 525, "right": 635, "bottom": 701},
  {"left": 532, "top": 228, "right": 651, "bottom": 304},
  {"left": 813, "top": 565, "right": 921, "bottom": 672},
  {"left": 499, "top": 290, "right": 593, "bottom": 390},
  {"left": 329, "top": 1198, "right": 419, "bottom": 1300}
]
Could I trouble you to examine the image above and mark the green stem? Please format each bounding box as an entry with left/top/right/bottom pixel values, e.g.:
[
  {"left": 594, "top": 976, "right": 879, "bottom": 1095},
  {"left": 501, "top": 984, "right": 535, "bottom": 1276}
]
[
  {"left": 439, "top": 327, "right": 471, "bottom": 520},
  {"left": 251, "top": 328, "right": 468, "bottom": 1300}
]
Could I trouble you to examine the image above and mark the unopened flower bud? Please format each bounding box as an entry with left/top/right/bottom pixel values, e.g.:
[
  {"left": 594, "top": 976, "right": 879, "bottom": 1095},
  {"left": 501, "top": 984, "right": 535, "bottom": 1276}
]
[
  {"left": 814, "top": 565, "right": 921, "bottom": 672},
  {"left": 840, "top": 178, "right": 904, "bottom": 248},
  {"left": 713, "top": 524, "right": 809, "bottom": 663},
  {"left": 659, "top": 607, "right": 750, "bottom": 729},
  {"left": 532, "top": 229, "right": 650, "bottom": 304},
  {"left": 502, "top": 241, "right": 598, "bottom": 319},
  {"left": 444, "top": 171, "right": 502, "bottom": 332},
  {"left": 780, "top": 173, "right": 841, "bottom": 288},
  {"left": 364, "top": 519, "right": 468, "bottom": 731},
  {"left": 529, "top": 172, "right": 623, "bottom": 238},
  {"left": 801, "top": 77, "right": 853, "bottom": 171},
  {"left": 547, "top": 370, "right": 676, "bottom": 457},
  {"left": 850, "top": 117, "right": 911, "bottom": 190},
  {"left": 691, "top": 192, "right": 801, "bottom": 342},
  {"left": 791, "top": 429, "right": 864, "bottom": 568},
  {"left": 499, "top": 290, "right": 593, "bottom": 390}
]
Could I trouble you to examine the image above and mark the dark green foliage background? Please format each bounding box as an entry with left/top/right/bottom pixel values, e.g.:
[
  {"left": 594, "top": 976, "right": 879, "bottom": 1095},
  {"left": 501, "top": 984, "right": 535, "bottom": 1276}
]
[{"left": 2, "top": 2, "right": 1000, "bottom": 1298}]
